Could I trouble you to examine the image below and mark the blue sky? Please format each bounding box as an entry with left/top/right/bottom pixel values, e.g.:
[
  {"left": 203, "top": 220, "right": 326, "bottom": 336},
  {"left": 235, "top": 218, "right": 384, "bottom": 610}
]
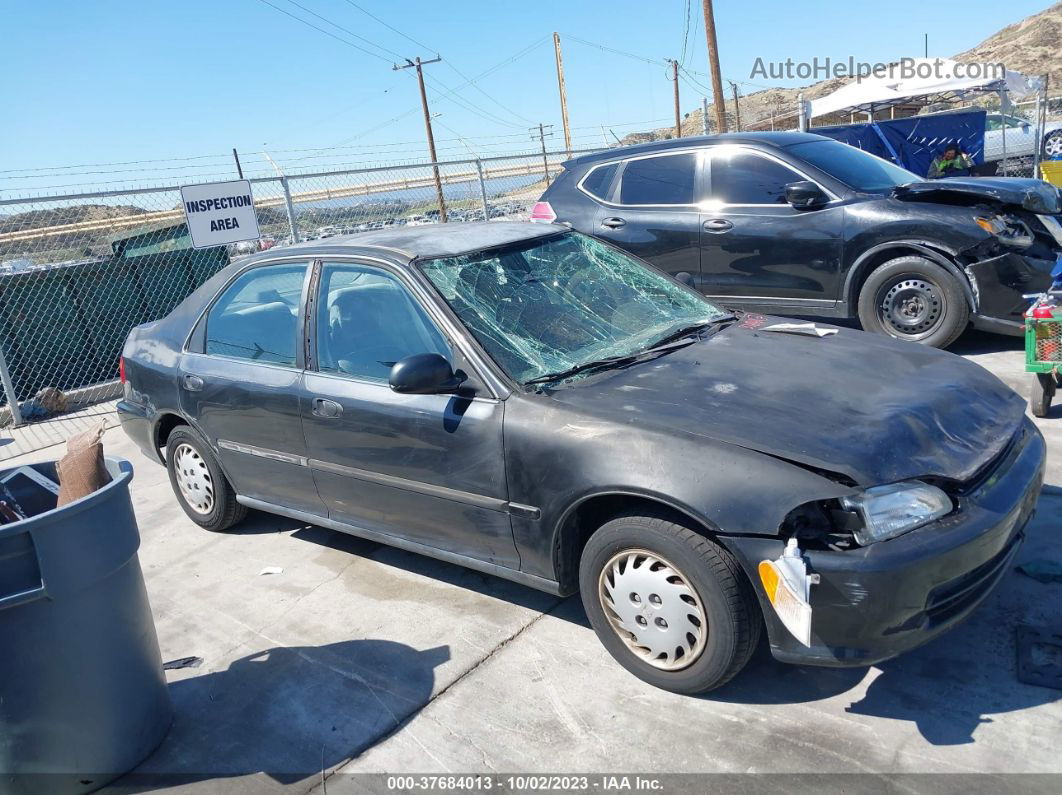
[{"left": 1, "top": 0, "right": 1053, "bottom": 192}]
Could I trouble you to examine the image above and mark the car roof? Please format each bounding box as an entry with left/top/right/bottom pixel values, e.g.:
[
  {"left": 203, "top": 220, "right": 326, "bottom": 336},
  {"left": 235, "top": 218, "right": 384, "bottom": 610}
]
[
  {"left": 242, "top": 221, "right": 564, "bottom": 266},
  {"left": 564, "top": 131, "right": 832, "bottom": 169}
]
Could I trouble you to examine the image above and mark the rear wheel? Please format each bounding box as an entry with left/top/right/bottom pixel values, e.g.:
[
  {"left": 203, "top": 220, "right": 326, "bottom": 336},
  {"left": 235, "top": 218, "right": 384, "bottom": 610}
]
[
  {"left": 579, "top": 512, "right": 761, "bottom": 694},
  {"left": 1042, "top": 130, "right": 1062, "bottom": 159},
  {"left": 857, "top": 255, "right": 969, "bottom": 348},
  {"left": 166, "top": 427, "right": 247, "bottom": 531}
]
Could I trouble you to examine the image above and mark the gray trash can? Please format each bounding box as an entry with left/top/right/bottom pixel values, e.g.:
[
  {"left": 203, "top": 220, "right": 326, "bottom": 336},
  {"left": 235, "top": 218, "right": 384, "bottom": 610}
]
[{"left": 0, "top": 457, "right": 172, "bottom": 795}]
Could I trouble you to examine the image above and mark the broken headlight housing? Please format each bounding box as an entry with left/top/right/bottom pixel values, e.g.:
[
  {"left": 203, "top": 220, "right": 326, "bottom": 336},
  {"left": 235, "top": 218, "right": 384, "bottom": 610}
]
[
  {"left": 840, "top": 481, "right": 952, "bottom": 545},
  {"left": 974, "top": 214, "right": 1033, "bottom": 249}
]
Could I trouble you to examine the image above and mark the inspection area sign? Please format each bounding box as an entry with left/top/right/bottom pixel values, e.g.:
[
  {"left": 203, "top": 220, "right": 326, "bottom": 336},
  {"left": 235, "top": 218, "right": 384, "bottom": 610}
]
[{"left": 180, "top": 179, "right": 261, "bottom": 249}]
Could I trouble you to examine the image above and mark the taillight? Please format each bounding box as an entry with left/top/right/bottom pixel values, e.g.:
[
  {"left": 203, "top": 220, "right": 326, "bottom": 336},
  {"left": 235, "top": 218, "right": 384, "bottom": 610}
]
[
  {"left": 119, "top": 357, "right": 126, "bottom": 384},
  {"left": 530, "top": 201, "right": 557, "bottom": 223}
]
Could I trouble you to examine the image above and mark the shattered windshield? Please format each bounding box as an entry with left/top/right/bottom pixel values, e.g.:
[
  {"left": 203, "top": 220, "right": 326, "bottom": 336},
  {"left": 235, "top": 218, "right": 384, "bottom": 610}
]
[{"left": 419, "top": 232, "right": 727, "bottom": 384}]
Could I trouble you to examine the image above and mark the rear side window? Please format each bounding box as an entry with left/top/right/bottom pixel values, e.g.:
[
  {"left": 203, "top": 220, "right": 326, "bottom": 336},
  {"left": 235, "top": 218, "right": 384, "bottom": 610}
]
[
  {"left": 581, "top": 163, "right": 618, "bottom": 200},
  {"left": 710, "top": 151, "right": 802, "bottom": 205},
  {"left": 205, "top": 263, "right": 306, "bottom": 366},
  {"left": 618, "top": 153, "right": 698, "bottom": 205}
]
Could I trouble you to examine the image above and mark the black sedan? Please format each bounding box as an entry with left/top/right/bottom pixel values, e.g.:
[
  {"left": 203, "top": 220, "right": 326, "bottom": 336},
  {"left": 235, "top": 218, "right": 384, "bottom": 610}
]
[
  {"left": 118, "top": 222, "right": 1044, "bottom": 693},
  {"left": 533, "top": 132, "right": 1062, "bottom": 348}
]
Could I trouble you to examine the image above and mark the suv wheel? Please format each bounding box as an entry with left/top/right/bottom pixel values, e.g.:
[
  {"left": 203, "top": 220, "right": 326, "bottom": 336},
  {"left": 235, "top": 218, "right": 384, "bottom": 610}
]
[
  {"left": 579, "top": 512, "right": 761, "bottom": 694},
  {"left": 857, "top": 255, "right": 969, "bottom": 348},
  {"left": 166, "top": 427, "right": 247, "bottom": 531},
  {"left": 1043, "top": 130, "right": 1062, "bottom": 159}
]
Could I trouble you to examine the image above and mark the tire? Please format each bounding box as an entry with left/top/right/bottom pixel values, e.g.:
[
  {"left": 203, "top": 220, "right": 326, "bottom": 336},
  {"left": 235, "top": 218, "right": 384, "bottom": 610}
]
[
  {"left": 579, "top": 512, "right": 761, "bottom": 694},
  {"left": 857, "top": 255, "right": 970, "bottom": 348},
  {"left": 1030, "top": 373, "right": 1056, "bottom": 418},
  {"left": 1042, "top": 130, "right": 1062, "bottom": 160},
  {"left": 166, "top": 427, "right": 247, "bottom": 531}
]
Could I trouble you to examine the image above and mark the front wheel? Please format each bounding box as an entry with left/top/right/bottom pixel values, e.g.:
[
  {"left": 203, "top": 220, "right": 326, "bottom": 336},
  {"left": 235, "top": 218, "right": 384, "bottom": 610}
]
[
  {"left": 579, "top": 512, "right": 761, "bottom": 694},
  {"left": 857, "top": 255, "right": 970, "bottom": 348}
]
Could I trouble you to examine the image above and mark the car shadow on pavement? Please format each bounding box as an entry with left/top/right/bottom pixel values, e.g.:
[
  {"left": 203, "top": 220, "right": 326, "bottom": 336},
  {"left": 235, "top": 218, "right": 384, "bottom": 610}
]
[
  {"left": 949, "top": 329, "right": 1025, "bottom": 355},
  {"left": 120, "top": 639, "right": 450, "bottom": 789}
]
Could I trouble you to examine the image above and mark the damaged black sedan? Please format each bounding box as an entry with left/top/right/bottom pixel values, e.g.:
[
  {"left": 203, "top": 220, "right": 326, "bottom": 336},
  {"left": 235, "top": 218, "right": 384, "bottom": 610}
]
[
  {"left": 118, "top": 223, "right": 1045, "bottom": 693},
  {"left": 535, "top": 132, "right": 1062, "bottom": 348}
]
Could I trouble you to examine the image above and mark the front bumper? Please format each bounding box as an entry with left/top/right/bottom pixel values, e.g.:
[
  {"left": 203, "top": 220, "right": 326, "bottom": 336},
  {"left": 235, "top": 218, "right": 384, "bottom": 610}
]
[
  {"left": 968, "top": 251, "right": 1055, "bottom": 330},
  {"left": 721, "top": 417, "right": 1046, "bottom": 667}
]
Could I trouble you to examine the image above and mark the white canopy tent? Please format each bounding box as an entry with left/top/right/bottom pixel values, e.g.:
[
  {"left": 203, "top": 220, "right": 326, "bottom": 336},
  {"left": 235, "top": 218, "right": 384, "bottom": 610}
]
[
  {"left": 807, "top": 58, "right": 1042, "bottom": 120},
  {"left": 802, "top": 59, "right": 1047, "bottom": 175}
]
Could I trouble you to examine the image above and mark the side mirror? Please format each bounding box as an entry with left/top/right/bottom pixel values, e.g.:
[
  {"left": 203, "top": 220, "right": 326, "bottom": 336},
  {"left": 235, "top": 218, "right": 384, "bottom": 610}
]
[
  {"left": 785, "top": 181, "right": 829, "bottom": 210},
  {"left": 389, "top": 353, "right": 463, "bottom": 394}
]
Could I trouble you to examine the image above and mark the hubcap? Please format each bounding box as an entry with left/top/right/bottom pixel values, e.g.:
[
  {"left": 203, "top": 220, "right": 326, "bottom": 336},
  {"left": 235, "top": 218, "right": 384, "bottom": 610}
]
[
  {"left": 880, "top": 278, "right": 943, "bottom": 339},
  {"left": 598, "top": 549, "right": 707, "bottom": 671},
  {"left": 1045, "top": 133, "right": 1062, "bottom": 158},
  {"left": 173, "top": 443, "right": 215, "bottom": 515}
]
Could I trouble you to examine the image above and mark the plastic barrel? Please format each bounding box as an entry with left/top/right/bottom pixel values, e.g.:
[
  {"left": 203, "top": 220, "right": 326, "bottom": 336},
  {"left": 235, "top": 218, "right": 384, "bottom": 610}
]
[{"left": 0, "top": 458, "right": 172, "bottom": 794}]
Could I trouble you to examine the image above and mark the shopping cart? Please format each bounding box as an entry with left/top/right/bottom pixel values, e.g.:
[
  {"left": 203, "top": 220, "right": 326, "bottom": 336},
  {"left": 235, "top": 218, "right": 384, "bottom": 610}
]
[{"left": 1025, "top": 288, "right": 1062, "bottom": 417}]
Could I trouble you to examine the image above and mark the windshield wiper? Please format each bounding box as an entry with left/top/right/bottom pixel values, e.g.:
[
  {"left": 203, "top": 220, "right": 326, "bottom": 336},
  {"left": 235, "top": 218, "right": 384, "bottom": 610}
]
[
  {"left": 524, "top": 337, "right": 702, "bottom": 386},
  {"left": 642, "top": 314, "right": 737, "bottom": 351}
]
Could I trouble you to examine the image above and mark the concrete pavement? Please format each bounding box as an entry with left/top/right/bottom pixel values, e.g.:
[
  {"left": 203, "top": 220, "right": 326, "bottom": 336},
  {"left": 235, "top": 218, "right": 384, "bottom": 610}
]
[{"left": 7, "top": 331, "right": 1061, "bottom": 792}]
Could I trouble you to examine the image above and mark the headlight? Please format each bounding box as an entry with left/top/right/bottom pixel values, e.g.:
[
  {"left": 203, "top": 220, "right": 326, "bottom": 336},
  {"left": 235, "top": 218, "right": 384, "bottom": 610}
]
[
  {"left": 840, "top": 481, "right": 952, "bottom": 545},
  {"left": 974, "top": 214, "right": 1033, "bottom": 249}
]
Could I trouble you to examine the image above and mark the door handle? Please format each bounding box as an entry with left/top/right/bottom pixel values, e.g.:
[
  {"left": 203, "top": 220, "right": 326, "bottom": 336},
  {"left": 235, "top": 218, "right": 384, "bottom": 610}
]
[
  {"left": 182, "top": 374, "right": 204, "bottom": 392},
  {"left": 312, "top": 398, "right": 343, "bottom": 419},
  {"left": 601, "top": 217, "right": 626, "bottom": 229},
  {"left": 703, "top": 218, "right": 733, "bottom": 233}
]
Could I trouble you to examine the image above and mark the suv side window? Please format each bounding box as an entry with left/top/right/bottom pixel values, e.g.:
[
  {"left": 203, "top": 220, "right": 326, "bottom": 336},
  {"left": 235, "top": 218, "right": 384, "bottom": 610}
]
[
  {"left": 205, "top": 263, "right": 307, "bottom": 366},
  {"left": 581, "top": 163, "right": 619, "bottom": 200},
  {"left": 710, "top": 151, "right": 804, "bottom": 205},
  {"left": 317, "top": 263, "right": 452, "bottom": 381},
  {"left": 618, "top": 153, "right": 698, "bottom": 205}
]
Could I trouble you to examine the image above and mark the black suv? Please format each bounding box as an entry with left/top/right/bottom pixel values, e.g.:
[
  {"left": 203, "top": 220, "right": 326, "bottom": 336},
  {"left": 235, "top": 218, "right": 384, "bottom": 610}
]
[{"left": 534, "top": 132, "right": 1062, "bottom": 348}]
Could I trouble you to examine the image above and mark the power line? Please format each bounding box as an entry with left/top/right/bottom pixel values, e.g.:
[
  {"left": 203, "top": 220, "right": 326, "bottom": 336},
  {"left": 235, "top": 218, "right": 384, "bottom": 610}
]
[
  {"left": 253, "top": 0, "right": 392, "bottom": 62},
  {"left": 679, "top": 0, "right": 693, "bottom": 69},
  {"left": 280, "top": 0, "right": 402, "bottom": 60}
]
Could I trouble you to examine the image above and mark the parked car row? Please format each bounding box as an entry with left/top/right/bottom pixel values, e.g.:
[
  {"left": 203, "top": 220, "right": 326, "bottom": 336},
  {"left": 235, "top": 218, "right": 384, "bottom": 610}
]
[{"left": 119, "top": 191, "right": 1045, "bottom": 693}]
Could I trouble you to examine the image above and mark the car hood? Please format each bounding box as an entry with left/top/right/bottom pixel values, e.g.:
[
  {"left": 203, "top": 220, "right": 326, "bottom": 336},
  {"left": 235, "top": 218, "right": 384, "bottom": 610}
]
[
  {"left": 547, "top": 320, "right": 1026, "bottom": 486},
  {"left": 894, "top": 177, "right": 1062, "bottom": 214}
]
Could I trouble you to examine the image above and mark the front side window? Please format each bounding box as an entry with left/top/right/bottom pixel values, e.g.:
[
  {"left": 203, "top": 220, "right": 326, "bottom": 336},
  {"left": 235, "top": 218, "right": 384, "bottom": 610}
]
[
  {"left": 317, "top": 263, "right": 451, "bottom": 381},
  {"left": 709, "top": 150, "right": 803, "bottom": 205},
  {"left": 419, "top": 233, "right": 726, "bottom": 384},
  {"left": 618, "top": 153, "right": 698, "bottom": 205},
  {"left": 205, "top": 263, "right": 306, "bottom": 366}
]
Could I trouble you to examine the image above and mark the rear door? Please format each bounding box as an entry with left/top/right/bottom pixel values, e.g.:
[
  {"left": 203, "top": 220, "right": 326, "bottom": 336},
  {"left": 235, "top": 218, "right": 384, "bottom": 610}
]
[
  {"left": 698, "top": 147, "right": 844, "bottom": 307},
  {"left": 179, "top": 259, "right": 324, "bottom": 515},
  {"left": 590, "top": 150, "right": 706, "bottom": 284},
  {"left": 300, "top": 260, "right": 518, "bottom": 567}
]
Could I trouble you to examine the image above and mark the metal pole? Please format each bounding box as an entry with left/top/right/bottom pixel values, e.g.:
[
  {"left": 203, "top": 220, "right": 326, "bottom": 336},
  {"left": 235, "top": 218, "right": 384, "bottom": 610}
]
[
  {"left": 553, "top": 33, "right": 572, "bottom": 158},
  {"left": 0, "top": 344, "right": 23, "bottom": 428},
  {"left": 702, "top": 97, "right": 710, "bottom": 135},
  {"left": 1034, "top": 88, "right": 1043, "bottom": 179},
  {"left": 232, "top": 148, "right": 244, "bottom": 179},
  {"left": 1000, "top": 89, "right": 1008, "bottom": 176},
  {"left": 700, "top": 0, "right": 728, "bottom": 133},
  {"left": 476, "top": 159, "right": 490, "bottom": 220},
  {"left": 798, "top": 93, "right": 807, "bottom": 131},
  {"left": 671, "top": 60, "right": 682, "bottom": 138},
  {"left": 281, "top": 176, "right": 300, "bottom": 243}
]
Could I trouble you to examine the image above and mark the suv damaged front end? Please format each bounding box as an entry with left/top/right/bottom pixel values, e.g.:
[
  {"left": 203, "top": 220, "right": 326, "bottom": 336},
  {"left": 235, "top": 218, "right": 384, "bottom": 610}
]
[
  {"left": 894, "top": 178, "right": 1062, "bottom": 333},
  {"left": 720, "top": 418, "right": 1045, "bottom": 667}
]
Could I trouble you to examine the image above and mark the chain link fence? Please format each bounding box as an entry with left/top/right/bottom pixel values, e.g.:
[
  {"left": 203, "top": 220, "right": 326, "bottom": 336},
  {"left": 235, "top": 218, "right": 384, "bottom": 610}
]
[{"left": 0, "top": 148, "right": 600, "bottom": 427}]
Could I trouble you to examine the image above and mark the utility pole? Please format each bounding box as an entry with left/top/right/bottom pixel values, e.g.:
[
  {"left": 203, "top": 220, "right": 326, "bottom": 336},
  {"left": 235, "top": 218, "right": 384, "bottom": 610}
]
[
  {"left": 232, "top": 148, "right": 244, "bottom": 179},
  {"left": 702, "top": 96, "right": 710, "bottom": 135},
  {"left": 669, "top": 59, "right": 682, "bottom": 138},
  {"left": 553, "top": 33, "right": 572, "bottom": 158},
  {"left": 531, "top": 124, "right": 554, "bottom": 185},
  {"left": 700, "top": 0, "right": 728, "bottom": 133},
  {"left": 729, "top": 81, "right": 742, "bottom": 132},
  {"left": 394, "top": 55, "right": 447, "bottom": 222}
]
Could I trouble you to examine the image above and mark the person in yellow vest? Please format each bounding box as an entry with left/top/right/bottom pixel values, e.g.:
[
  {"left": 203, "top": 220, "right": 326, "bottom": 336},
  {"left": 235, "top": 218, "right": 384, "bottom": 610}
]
[{"left": 927, "top": 143, "right": 973, "bottom": 178}]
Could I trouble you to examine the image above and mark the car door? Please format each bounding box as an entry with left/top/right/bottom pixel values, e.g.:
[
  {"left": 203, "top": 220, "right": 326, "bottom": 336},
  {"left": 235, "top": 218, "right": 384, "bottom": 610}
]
[
  {"left": 179, "top": 259, "right": 325, "bottom": 515},
  {"left": 300, "top": 260, "right": 519, "bottom": 567},
  {"left": 698, "top": 147, "right": 844, "bottom": 307},
  {"left": 590, "top": 150, "right": 706, "bottom": 285}
]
